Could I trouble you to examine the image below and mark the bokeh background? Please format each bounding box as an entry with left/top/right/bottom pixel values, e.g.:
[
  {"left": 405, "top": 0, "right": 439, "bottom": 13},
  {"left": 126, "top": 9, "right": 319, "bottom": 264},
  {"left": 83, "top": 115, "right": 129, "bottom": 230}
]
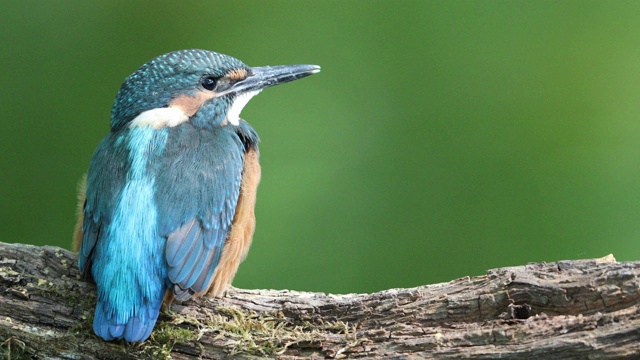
[{"left": 2, "top": 1, "right": 640, "bottom": 294}]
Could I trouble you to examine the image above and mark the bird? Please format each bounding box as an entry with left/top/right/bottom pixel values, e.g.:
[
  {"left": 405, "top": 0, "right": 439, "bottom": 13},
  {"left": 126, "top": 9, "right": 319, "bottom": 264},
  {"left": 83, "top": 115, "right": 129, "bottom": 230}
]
[{"left": 72, "top": 49, "right": 320, "bottom": 342}]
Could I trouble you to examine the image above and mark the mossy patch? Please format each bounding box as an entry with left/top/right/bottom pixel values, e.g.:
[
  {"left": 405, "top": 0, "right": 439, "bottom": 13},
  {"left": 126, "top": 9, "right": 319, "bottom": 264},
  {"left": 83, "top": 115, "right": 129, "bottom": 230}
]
[{"left": 140, "top": 303, "right": 363, "bottom": 357}]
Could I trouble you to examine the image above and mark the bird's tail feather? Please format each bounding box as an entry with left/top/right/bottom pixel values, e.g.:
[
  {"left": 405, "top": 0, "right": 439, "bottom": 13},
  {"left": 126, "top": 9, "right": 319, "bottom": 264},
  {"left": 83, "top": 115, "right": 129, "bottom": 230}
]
[{"left": 93, "top": 295, "right": 163, "bottom": 342}]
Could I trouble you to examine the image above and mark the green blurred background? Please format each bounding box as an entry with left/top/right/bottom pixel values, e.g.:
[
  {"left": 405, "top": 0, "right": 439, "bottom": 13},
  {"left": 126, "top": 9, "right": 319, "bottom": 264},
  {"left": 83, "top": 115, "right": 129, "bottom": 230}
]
[{"left": 2, "top": 1, "right": 640, "bottom": 294}]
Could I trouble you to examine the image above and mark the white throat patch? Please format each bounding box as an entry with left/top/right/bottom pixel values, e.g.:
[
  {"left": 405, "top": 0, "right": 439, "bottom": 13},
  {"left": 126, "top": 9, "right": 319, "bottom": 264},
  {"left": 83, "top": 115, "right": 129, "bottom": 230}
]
[{"left": 227, "top": 90, "right": 261, "bottom": 126}]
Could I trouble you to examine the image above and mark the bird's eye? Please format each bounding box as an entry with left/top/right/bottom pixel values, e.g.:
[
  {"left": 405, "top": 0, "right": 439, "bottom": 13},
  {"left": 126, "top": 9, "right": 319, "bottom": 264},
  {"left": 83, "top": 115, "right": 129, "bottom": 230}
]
[{"left": 201, "top": 76, "right": 218, "bottom": 91}]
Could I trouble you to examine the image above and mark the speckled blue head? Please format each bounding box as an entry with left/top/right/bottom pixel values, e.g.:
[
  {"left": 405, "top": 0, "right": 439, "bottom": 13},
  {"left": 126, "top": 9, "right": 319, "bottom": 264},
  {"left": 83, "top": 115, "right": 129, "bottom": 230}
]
[{"left": 110, "top": 49, "right": 320, "bottom": 131}]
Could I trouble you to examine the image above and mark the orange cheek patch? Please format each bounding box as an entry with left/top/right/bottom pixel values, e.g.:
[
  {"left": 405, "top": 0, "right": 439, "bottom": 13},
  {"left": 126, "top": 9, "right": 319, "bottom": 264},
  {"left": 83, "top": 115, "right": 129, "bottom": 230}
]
[
  {"left": 169, "top": 91, "right": 217, "bottom": 117},
  {"left": 227, "top": 68, "right": 248, "bottom": 82}
]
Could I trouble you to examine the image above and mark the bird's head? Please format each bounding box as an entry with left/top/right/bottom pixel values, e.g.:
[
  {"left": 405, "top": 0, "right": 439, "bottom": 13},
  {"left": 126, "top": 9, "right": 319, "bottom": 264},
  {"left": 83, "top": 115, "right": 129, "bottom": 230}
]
[{"left": 110, "top": 49, "right": 320, "bottom": 131}]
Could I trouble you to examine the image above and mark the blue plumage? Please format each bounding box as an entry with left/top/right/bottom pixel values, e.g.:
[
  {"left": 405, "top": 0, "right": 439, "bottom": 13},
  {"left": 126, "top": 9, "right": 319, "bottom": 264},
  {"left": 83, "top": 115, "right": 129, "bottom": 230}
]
[
  {"left": 81, "top": 127, "right": 171, "bottom": 341},
  {"left": 81, "top": 123, "right": 252, "bottom": 341},
  {"left": 75, "top": 49, "right": 319, "bottom": 342}
]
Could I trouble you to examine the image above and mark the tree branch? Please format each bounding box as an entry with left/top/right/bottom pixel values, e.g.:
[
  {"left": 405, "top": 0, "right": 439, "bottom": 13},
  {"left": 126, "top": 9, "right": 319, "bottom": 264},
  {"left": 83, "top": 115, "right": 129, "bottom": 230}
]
[{"left": 0, "top": 241, "right": 639, "bottom": 359}]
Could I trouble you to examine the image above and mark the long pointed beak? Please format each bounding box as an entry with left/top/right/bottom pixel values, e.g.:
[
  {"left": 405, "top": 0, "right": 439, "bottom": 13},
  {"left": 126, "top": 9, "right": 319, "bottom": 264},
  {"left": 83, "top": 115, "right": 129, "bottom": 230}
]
[{"left": 221, "top": 64, "right": 321, "bottom": 95}]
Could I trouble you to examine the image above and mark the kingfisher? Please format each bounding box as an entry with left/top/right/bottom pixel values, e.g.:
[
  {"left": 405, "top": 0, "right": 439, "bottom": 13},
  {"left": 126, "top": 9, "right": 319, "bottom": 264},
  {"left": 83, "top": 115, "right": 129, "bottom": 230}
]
[{"left": 73, "top": 49, "right": 320, "bottom": 342}]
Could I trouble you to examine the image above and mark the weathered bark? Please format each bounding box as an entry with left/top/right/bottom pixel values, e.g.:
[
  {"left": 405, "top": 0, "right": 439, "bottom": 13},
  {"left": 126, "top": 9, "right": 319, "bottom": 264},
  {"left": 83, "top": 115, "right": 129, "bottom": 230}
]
[{"left": 0, "top": 241, "right": 639, "bottom": 359}]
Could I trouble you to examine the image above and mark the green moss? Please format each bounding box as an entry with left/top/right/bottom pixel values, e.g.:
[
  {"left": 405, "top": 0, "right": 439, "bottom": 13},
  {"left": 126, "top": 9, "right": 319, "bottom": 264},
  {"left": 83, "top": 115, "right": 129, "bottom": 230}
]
[
  {"left": 140, "top": 321, "right": 196, "bottom": 359},
  {"left": 198, "top": 305, "right": 327, "bottom": 356},
  {"left": 136, "top": 308, "right": 199, "bottom": 359},
  {"left": 0, "top": 336, "right": 31, "bottom": 360},
  {"left": 131, "top": 304, "right": 329, "bottom": 357}
]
